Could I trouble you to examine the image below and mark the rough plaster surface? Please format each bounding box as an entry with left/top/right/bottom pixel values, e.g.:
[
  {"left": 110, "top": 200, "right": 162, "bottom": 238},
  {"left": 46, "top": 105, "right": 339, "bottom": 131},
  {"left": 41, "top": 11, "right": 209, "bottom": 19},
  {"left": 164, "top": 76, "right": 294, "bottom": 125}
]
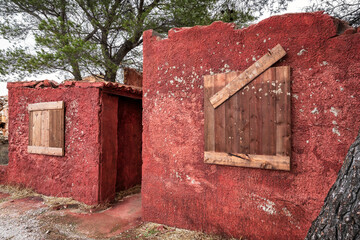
[
  {"left": 5, "top": 87, "right": 101, "bottom": 205},
  {"left": 142, "top": 12, "right": 360, "bottom": 239}
]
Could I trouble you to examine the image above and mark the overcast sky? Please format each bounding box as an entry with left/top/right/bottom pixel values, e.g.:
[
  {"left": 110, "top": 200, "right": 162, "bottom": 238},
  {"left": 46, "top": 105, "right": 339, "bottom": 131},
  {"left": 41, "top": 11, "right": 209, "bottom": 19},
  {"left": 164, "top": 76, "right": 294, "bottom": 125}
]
[{"left": 0, "top": 0, "right": 311, "bottom": 96}]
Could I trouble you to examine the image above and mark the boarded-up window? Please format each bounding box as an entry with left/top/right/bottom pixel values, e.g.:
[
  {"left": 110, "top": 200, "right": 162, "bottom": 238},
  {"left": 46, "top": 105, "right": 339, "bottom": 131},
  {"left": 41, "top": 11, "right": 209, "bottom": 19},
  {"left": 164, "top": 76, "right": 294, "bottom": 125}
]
[
  {"left": 204, "top": 66, "right": 291, "bottom": 171},
  {"left": 28, "top": 101, "right": 64, "bottom": 156}
]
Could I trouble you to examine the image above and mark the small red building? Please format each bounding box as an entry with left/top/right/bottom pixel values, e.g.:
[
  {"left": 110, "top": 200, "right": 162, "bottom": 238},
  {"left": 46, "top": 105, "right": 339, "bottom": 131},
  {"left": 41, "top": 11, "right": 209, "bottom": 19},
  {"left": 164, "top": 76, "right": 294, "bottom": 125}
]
[{"left": 0, "top": 80, "right": 142, "bottom": 205}]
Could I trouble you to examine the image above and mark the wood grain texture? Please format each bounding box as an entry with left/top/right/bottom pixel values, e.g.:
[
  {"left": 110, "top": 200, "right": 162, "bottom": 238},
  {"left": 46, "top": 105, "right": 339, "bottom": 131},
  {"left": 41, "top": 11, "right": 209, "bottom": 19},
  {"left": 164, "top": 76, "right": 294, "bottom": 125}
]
[
  {"left": 261, "top": 68, "right": 276, "bottom": 155},
  {"left": 225, "top": 71, "right": 240, "bottom": 153},
  {"left": 27, "top": 146, "right": 64, "bottom": 156},
  {"left": 204, "top": 75, "right": 215, "bottom": 151},
  {"left": 204, "top": 151, "right": 290, "bottom": 171},
  {"left": 214, "top": 73, "right": 226, "bottom": 152},
  {"left": 209, "top": 44, "right": 286, "bottom": 108},
  {"left": 49, "top": 109, "right": 64, "bottom": 148},
  {"left": 32, "top": 111, "right": 42, "bottom": 146},
  {"left": 275, "top": 66, "right": 291, "bottom": 156},
  {"left": 28, "top": 101, "right": 64, "bottom": 111},
  {"left": 40, "top": 110, "right": 50, "bottom": 147},
  {"left": 238, "top": 80, "right": 250, "bottom": 154}
]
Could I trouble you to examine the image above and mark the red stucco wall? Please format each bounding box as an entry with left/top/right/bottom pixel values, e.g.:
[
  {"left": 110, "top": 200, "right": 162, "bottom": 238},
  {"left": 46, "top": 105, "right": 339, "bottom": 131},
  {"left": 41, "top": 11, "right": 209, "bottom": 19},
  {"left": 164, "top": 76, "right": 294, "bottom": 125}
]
[
  {"left": 7, "top": 86, "right": 101, "bottom": 205},
  {"left": 142, "top": 12, "right": 360, "bottom": 239}
]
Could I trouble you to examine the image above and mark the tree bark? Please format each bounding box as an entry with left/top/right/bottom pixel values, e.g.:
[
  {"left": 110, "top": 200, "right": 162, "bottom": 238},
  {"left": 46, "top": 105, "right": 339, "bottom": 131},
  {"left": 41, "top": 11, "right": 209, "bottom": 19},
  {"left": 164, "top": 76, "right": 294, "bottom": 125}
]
[{"left": 306, "top": 130, "right": 360, "bottom": 240}]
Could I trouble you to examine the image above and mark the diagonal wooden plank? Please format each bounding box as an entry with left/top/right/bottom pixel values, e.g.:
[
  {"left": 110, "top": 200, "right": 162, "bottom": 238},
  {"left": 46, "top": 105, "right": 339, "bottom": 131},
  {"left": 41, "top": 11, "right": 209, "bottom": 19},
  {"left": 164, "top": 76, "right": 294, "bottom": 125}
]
[{"left": 209, "top": 44, "right": 286, "bottom": 108}]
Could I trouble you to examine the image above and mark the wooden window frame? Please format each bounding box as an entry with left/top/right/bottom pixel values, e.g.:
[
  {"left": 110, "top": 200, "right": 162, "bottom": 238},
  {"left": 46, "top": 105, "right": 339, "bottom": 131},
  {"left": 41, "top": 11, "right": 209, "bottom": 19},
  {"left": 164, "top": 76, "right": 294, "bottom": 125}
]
[{"left": 28, "top": 101, "right": 65, "bottom": 156}]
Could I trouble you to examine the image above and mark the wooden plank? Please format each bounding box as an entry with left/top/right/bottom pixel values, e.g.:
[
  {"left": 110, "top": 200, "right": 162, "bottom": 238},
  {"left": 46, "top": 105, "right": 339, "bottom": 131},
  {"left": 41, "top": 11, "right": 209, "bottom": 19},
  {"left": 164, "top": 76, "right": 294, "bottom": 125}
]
[
  {"left": 204, "top": 151, "right": 290, "bottom": 171},
  {"left": 40, "top": 110, "right": 50, "bottom": 147},
  {"left": 204, "top": 75, "right": 215, "bottom": 151},
  {"left": 210, "top": 44, "right": 286, "bottom": 108},
  {"left": 49, "top": 109, "right": 64, "bottom": 148},
  {"left": 225, "top": 71, "right": 240, "bottom": 153},
  {"left": 214, "top": 73, "right": 226, "bottom": 152},
  {"left": 275, "top": 66, "right": 291, "bottom": 156},
  {"left": 238, "top": 80, "right": 250, "bottom": 154},
  {"left": 261, "top": 68, "right": 276, "bottom": 155},
  {"left": 29, "top": 111, "right": 34, "bottom": 146},
  {"left": 249, "top": 78, "right": 259, "bottom": 154},
  {"left": 28, "top": 101, "right": 64, "bottom": 111},
  {"left": 28, "top": 146, "right": 64, "bottom": 156},
  {"left": 32, "top": 110, "right": 42, "bottom": 146}
]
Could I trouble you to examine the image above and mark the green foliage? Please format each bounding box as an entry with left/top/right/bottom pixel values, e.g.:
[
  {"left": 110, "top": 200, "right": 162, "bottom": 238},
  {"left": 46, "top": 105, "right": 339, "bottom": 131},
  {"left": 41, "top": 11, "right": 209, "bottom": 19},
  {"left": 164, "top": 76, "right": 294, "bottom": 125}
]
[{"left": 0, "top": 0, "right": 288, "bottom": 82}]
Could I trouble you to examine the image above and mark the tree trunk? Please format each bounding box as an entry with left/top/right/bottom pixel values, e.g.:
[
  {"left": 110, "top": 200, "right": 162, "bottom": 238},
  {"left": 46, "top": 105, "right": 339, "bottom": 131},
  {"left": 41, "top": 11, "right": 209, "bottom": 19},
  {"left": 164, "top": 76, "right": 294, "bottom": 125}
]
[
  {"left": 70, "top": 60, "right": 82, "bottom": 81},
  {"left": 306, "top": 130, "right": 360, "bottom": 240}
]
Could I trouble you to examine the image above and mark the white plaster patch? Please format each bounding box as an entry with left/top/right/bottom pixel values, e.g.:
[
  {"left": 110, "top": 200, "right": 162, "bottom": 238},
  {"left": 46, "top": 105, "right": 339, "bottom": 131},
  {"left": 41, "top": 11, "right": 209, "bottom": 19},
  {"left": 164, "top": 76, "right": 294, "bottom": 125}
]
[
  {"left": 330, "top": 107, "right": 340, "bottom": 117},
  {"left": 258, "top": 199, "right": 277, "bottom": 215},
  {"left": 297, "top": 49, "right": 307, "bottom": 56},
  {"left": 282, "top": 207, "right": 292, "bottom": 217},
  {"left": 320, "top": 61, "right": 328, "bottom": 66},
  {"left": 332, "top": 127, "right": 341, "bottom": 136},
  {"left": 293, "top": 94, "right": 299, "bottom": 100},
  {"left": 311, "top": 107, "right": 319, "bottom": 114}
]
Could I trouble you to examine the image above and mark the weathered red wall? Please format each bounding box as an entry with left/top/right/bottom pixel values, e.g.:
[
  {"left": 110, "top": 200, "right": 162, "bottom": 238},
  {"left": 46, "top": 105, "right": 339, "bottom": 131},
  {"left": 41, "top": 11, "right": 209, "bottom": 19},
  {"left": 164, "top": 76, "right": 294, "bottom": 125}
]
[
  {"left": 99, "top": 93, "right": 119, "bottom": 202},
  {"left": 124, "top": 68, "right": 143, "bottom": 87},
  {"left": 142, "top": 12, "right": 360, "bottom": 239},
  {"left": 116, "top": 97, "right": 142, "bottom": 191},
  {"left": 6, "top": 86, "right": 101, "bottom": 205}
]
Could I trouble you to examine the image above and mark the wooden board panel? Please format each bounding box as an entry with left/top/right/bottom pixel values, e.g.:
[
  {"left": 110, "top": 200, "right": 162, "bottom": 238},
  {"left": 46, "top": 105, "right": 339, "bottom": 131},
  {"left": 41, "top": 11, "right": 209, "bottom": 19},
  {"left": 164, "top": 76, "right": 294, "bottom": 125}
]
[
  {"left": 275, "top": 66, "right": 291, "bottom": 156},
  {"left": 249, "top": 74, "right": 264, "bottom": 155},
  {"left": 28, "top": 101, "right": 64, "bottom": 111},
  {"left": 204, "top": 75, "right": 215, "bottom": 151},
  {"left": 49, "top": 109, "right": 64, "bottom": 148},
  {"left": 214, "top": 73, "right": 227, "bottom": 152},
  {"left": 203, "top": 66, "right": 291, "bottom": 171},
  {"left": 225, "top": 71, "right": 240, "bottom": 153},
  {"left": 28, "top": 146, "right": 64, "bottom": 156},
  {"left": 32, "top": 111, "right": 42, "bottom": 146},
  {"left": 238, "top": 80, "right": 250, "bottom": 154},
  {"left": 29, "top": 111, "right": 34, "bottom": 146},
  {"left": 204, "top": 151, "right": 290, "bottom": 171},
  {"left": 40, "top": 110, "right": 50, "bottom": 147},
  {"left": 261, "top": 68, "right": 276, "bottom": 155},
  {"left": 209, "top": 44, "right": 286, "bottom": 108}
]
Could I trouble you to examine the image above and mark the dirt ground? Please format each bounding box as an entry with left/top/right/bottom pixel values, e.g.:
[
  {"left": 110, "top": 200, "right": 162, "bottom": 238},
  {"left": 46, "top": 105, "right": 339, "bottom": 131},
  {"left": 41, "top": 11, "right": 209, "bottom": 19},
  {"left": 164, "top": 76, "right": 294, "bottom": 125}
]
[{"left": 0, "top": 185, "right": 240, "bottom": 240}]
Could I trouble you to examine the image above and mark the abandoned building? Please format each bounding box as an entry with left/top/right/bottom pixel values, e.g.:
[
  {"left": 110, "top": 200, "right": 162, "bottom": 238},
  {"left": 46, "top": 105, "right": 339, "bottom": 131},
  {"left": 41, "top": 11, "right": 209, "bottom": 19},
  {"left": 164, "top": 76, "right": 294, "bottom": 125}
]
[
  {"left": 0, "top": 12, "right": 359, "bottom": 239},
  {"left": 0, "top": 76, "right": 142, "bottom": 205}
]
